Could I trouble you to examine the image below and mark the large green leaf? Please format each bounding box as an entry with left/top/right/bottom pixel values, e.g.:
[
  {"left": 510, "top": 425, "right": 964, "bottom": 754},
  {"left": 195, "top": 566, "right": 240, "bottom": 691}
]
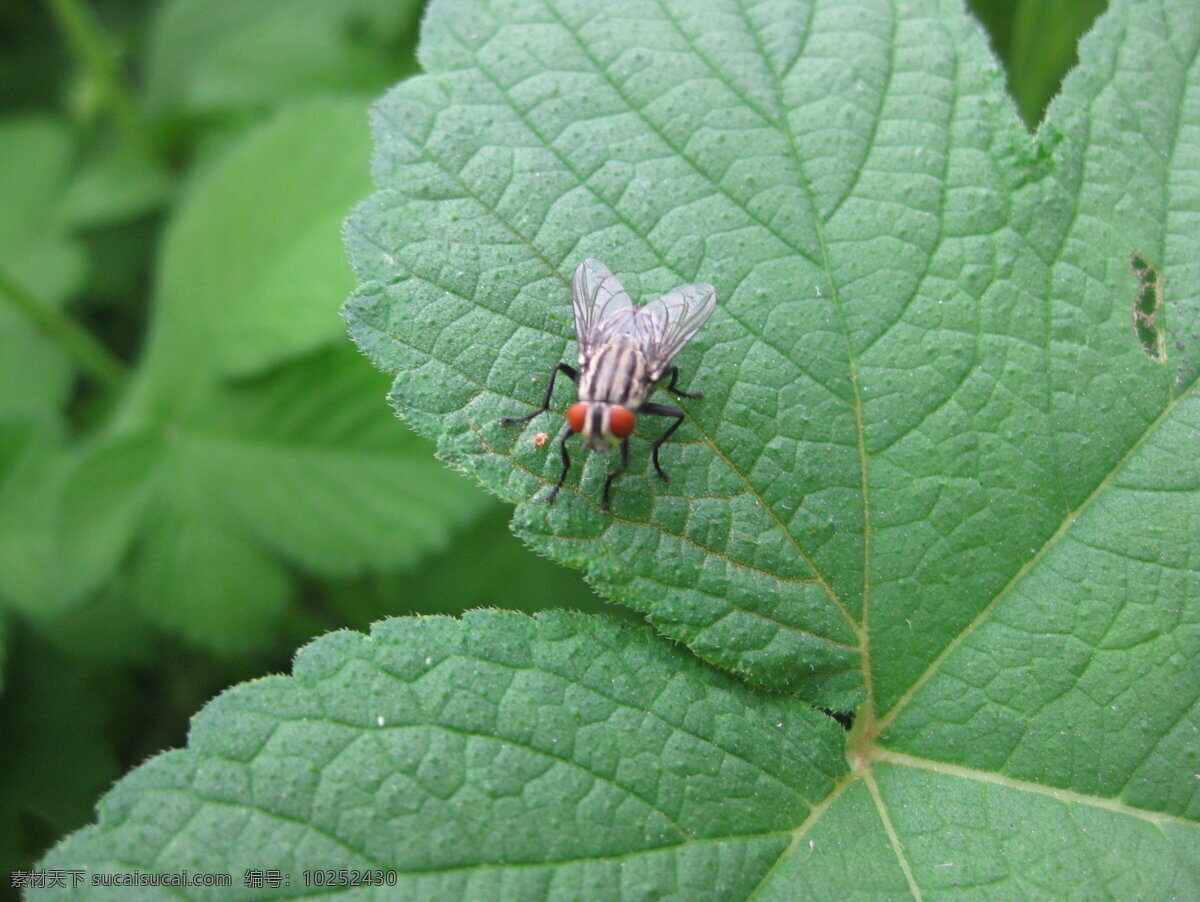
[
  {"left": 34, "top": 611, "right": 846, "bottom": 900},
  {"left": 345, "top": 0, "right": 1198, "bottom": 702}
]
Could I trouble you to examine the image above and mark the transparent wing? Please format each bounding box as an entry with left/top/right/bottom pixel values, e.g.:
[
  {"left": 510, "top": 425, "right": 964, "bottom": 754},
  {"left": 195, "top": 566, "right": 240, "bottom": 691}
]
[
  {"left": 571, "top": 259, "right": 634, "bottom": 361},
  {"left": 633, "top": 282, "right": 717, "bottom": 378}
]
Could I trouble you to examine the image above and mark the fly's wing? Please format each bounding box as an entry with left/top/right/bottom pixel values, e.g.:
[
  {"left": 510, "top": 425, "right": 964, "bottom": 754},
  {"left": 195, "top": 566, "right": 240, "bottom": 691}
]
[
  {"left": 634, "top": 282, "right": 717, "bottom": 379},
  {"left": 571, "top": 259, "right": 634, "bottom": 363}
]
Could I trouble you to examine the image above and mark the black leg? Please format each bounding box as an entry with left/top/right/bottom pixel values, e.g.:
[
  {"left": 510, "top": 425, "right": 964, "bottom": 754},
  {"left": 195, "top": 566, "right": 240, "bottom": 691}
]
[
  {"left": 640, "top": 401, "right": 686, "bottom": 483},
  {"left": 601, "top": 439, "right": 631, "bottom": 512},
  {"left": 660, "top": 366, "right": 702, "bottom": 400},
  {"left": 501, "top": 362, "right": 578, "bottom": 425},
  {"left": 546, "top": 423, "right": 574, "bottom": 503}
]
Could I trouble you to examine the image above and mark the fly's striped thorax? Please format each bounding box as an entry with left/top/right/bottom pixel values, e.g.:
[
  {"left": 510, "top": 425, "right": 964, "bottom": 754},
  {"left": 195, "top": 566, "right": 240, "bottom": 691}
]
[{"left": 579, "top": 337, "right": 651, "bottom": 409}]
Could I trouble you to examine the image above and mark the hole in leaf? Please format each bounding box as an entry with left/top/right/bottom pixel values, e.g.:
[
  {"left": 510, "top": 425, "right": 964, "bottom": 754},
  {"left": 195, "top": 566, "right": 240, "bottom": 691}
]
[
  {"left": 819, "top": 707, "right": 855, "bottom": 731},
  {"left": 1130, "top": 252, "right": 1166, "bottom": 363}
]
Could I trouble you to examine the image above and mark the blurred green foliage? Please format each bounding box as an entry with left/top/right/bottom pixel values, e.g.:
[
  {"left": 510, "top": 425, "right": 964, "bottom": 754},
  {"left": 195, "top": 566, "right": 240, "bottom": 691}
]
[
  {"left": 969, "top": 0, "right": 1107, "bottom": 127},
  {"left": 0, "top": 0, "right": 1102, "bottom": 892}
]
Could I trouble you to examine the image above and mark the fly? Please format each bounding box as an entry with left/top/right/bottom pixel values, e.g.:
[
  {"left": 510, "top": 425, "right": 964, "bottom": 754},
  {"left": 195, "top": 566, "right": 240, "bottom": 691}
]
[{"left": 501, "top": 258, "right": 716, "bottom": 511}]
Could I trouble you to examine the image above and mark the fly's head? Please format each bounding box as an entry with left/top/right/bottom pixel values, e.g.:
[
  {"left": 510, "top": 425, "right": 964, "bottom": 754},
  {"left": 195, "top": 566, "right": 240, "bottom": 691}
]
[{"left": 568, "top": 401, "right": 635, "bottom": 451}]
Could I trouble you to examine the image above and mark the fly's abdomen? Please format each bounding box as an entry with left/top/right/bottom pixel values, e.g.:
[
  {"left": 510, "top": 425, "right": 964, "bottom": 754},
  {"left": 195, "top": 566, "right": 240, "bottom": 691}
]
[{"left": 579, "top": 340, "right": 650, "bottom": 408}]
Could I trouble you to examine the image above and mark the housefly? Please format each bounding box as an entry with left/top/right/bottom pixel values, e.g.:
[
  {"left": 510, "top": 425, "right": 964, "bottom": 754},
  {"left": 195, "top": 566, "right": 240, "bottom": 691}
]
[{"left": 501, "top": 258, "right": 716, "bottom": 511}]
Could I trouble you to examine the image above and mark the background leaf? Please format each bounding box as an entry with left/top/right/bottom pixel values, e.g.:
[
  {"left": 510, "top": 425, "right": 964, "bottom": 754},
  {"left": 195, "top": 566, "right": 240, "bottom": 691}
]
[
  {"left": 0, "top": 116, "right": 81, "bottom": 619},
  {"left": 0, "top": 117, "right": 82, "bottom": 420},
  {"left": 321, "top": 505, "right": 631, "bottom": 626},
  {"left": 17, "top": 98, "right": 492, "bottom": 655},
  {"left": 145, "top": 0, "right": 424, "bottom": 119},
  {"left": 184, "top": 348, "right": 483, "bottom": 574},
  {"left": 0, "top": 631, "right": 122, "bottom": 890},
  {"left": 56, "top": 347, "right": 489, "bottom": 655},
  {"left": 969, "top": 0, "right": 1107, "bottom": 126},
  {"left": 0, "top": 116, "right": 86, "bottom": 306},
  {"left": 129, "top": 98, "right": 379, "bottom": 406},
  {"left": 0, "top": 419, "right": 74, "bottom": 615},
  {"left": 58, "top": 137, "right": 172, "bottom": 231}
]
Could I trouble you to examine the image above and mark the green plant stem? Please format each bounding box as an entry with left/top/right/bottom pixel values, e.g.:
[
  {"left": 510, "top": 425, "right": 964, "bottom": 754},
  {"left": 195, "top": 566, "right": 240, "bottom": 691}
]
[
  {"left": 44, "top": 0, "right": 160, "bottom": 160},
  {"left": 0, "top": 265, "right": 126, "bottom": 391}
]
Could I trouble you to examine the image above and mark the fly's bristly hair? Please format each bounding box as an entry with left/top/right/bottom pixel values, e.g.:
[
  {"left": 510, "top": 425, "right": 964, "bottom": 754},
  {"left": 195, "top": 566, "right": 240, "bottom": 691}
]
[{"left": 578, "top": 339, "right": 651, "bottom": 409}]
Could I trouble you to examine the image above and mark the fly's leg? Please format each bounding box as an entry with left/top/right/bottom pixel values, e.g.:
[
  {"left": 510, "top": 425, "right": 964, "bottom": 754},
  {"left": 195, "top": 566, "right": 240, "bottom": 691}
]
[
  {"left": 546, "top": 423, "right": 575, "bottom": 504},
  {"left": 500, "top": 362, "right": 579, "bottom": 425},
  {"left": 640, "top": 402, "right": 686, "bottom": 483},
  {"left": 660, "top": 366, "right": 702, "bottom": 400},
  {"left": 601, "top": 439, "right": 631, "bottom": 512}
]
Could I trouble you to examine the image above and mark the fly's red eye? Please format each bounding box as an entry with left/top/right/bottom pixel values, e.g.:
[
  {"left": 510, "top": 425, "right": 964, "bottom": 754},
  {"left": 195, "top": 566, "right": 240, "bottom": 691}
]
[
  {"left": 567, "top": 402, "right": 589, "bottom": 434},
  {"left": 609, "top": 406, "right": 636, "bottom": 438}
]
